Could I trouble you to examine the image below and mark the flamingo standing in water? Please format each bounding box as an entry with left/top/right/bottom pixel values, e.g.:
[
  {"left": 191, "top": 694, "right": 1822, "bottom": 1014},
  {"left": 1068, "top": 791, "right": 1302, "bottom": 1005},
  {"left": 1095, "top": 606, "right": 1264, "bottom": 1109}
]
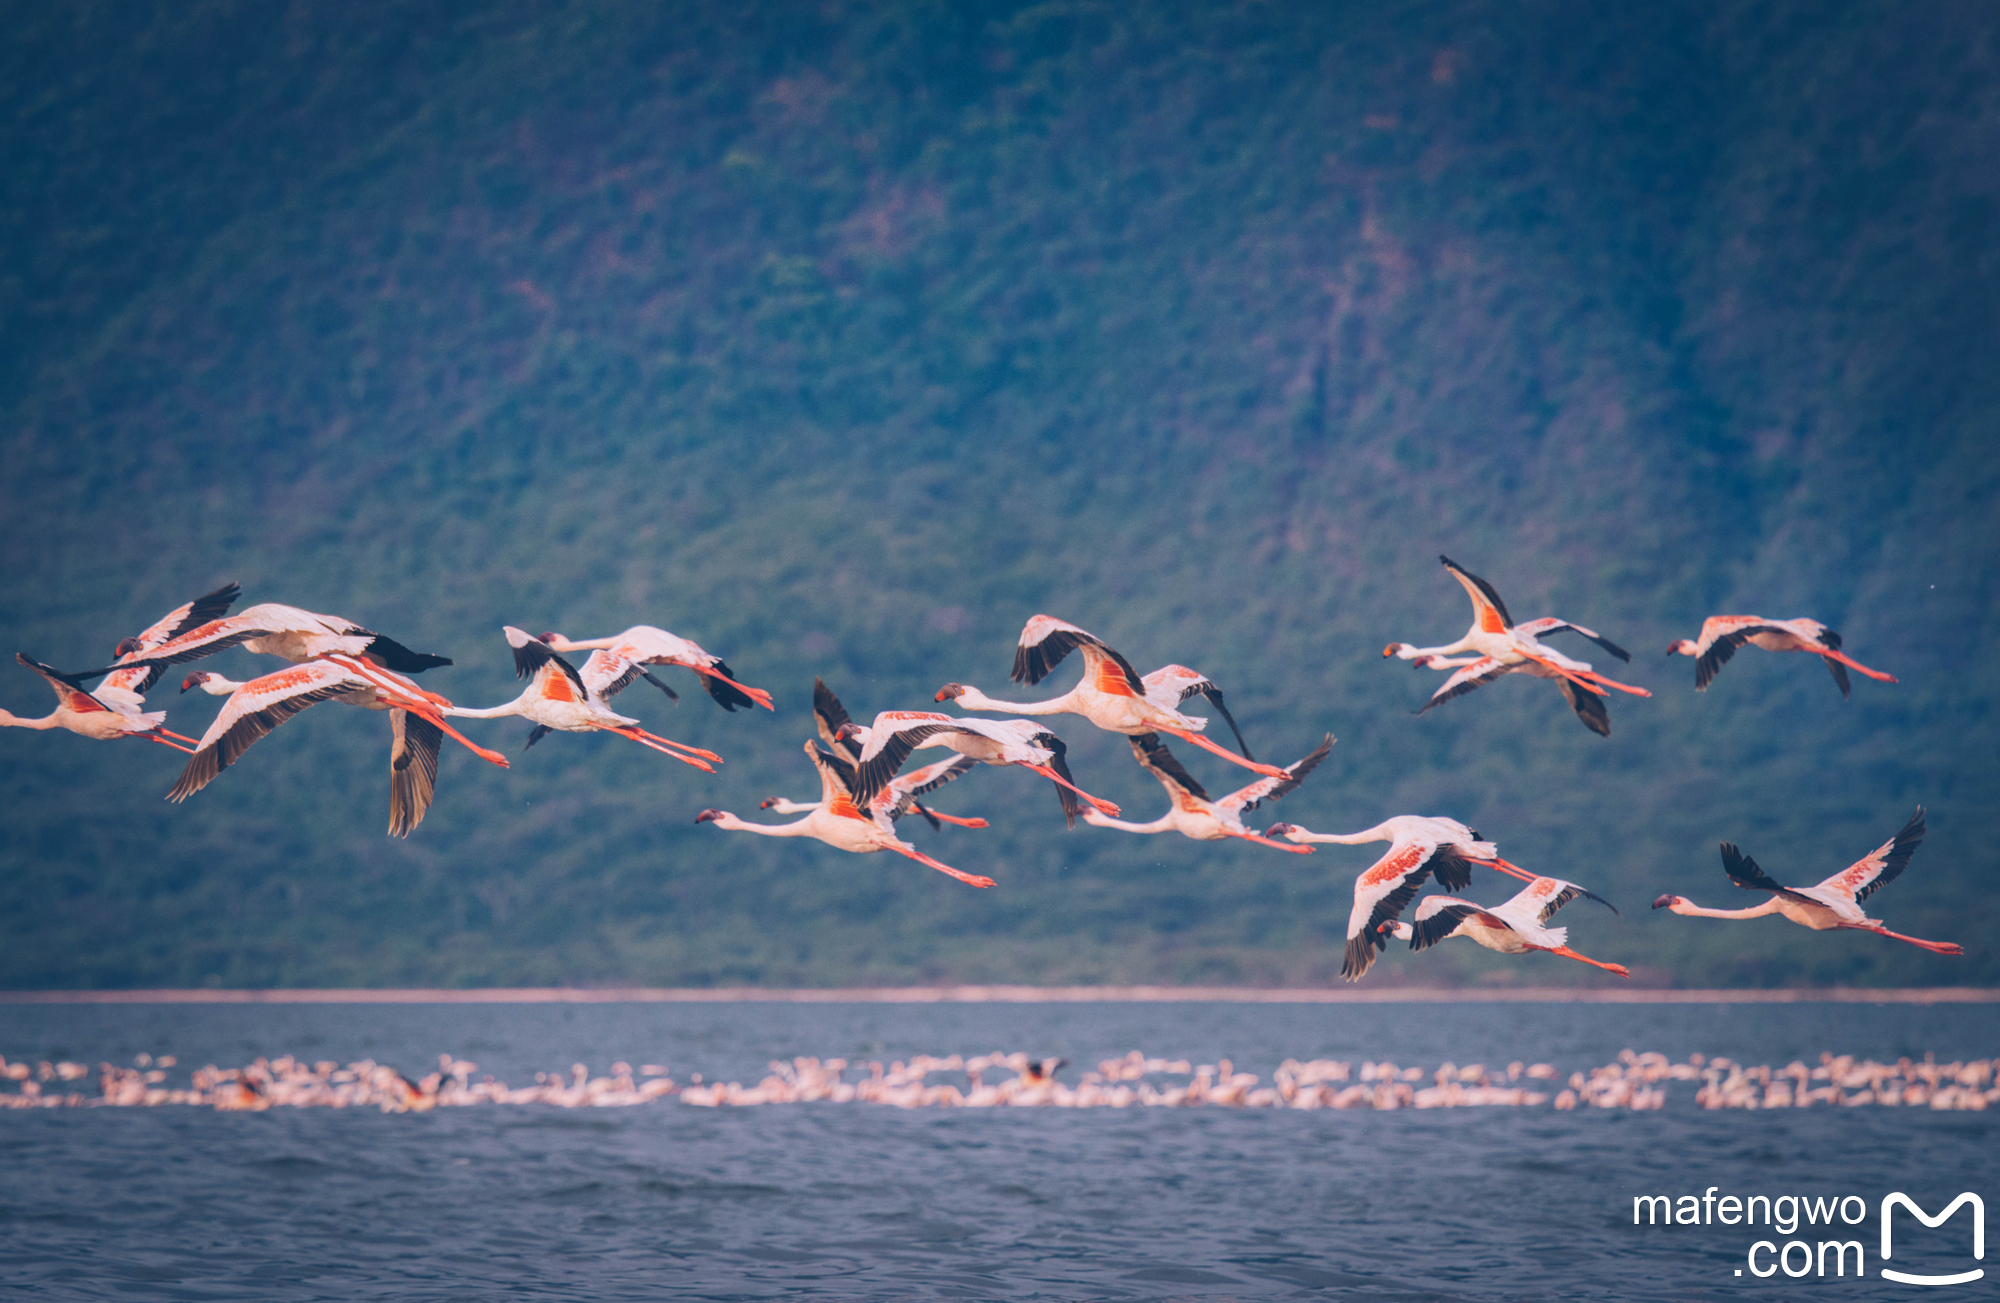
[
  {"left": 840, "top": 710, "right": 1121, "bottom": 828},
  {"left": 1666, "top": 616, "right": 1896, "bottom": 698},
  {"left": 696, "top": 740, "right": 996, "bottom": 888},
  {"left": 165, "top": 655, "right": 510, "bottom": 828},
  {"left": 756, "top": 679, "right": 987, "bottom": 830},
  {"left": 539, "top": 626, "right": 773, "bottom": 712},
  {"left": 1081, "top": 733, "right": 1332, "bottom": 851},
  {"left": 440, "top": 629, "right": 721, "bottom": 770},
  {"left": 1380, "top": 875, "right": 1628, "bottom": 976},
  {"left": 1260, "top": 816, "right": 1545, "bottom": 981},
  {"left": 180, "top": 667, "right": 466, "bottom": 836},
  {"left": 935, "top": 615, "right": 1286, "bottom": 778},
  {"left": 1, "top": 655, "right": 197, "bottom": 752},
  {"left": 1652, "top": 809, "right": 1961, "bottom": 954},
  {"left": 1384, "top": 557, "right": 1649, "bottom": 734}
]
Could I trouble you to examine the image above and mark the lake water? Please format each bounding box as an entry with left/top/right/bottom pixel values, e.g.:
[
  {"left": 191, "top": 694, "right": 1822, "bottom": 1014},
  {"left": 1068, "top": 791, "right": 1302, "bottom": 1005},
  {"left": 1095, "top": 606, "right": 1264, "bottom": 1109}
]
[{"left": 2, "top": 999, "right": 1994, "bottom": 1300}]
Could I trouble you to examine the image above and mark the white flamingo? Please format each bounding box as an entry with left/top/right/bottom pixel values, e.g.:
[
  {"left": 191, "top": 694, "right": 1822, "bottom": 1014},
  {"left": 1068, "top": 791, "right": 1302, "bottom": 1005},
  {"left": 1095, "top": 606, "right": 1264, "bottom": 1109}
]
[
  {"left": 1652, "top": 809, "right": 1961, "bottom": 954},
  {"left": 935, "top": 615, "right": 1286, "bottom": 778},
  {"left": 696, "top": 740, "right": 996, "bottom": 888},
  {"left": 757, "top": 679, "right": 986, "bottom": 829},
  {"left": 67, "top": 598, "right": 453, "bottom": 679},
  {"left": 1666, "top": 616, "right": 1896, "bottom": 698},
  {"left": 764, "top": 754, "right": 988, "bottom": 829},
  {"left": 1261, "top": 816, "right": 1544, "bottom": 981},
  {"left": 1384, "top": 556, "right": 1648, "bottom": 732},
  {"left": 166, "top": 655, "right": 510, "bottom": 830},
  {"left": 539, "top": 626, "right": 773, "bottom": 711},
  {"left": 839, "top": 710, "right": 1120, "bottom": 827},
  {"left": 1081, "top": 732, "right": 1332, "bottom": 851},
  {"left": 180, "top": 667, "right": 467, "bottom": 836},
  {"left": 1, "top": 654, "right": 196, "bottom": 753},
  {"left": 440, "top": 629, "right": 721, "bottom": 770},
  {"left": 1380, "top": 875, "right": 1628, "bottom": 976}
]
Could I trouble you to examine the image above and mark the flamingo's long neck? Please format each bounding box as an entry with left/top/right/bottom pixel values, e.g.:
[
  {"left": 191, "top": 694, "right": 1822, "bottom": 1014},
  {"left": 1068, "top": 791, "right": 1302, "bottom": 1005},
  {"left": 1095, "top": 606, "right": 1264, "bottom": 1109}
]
[
  {"left": 954, "top": 685, "right": 1072, "bottom": 716},
  {"left": 1083, "top": 811, "right": 1176, "bottom": 835},
  {"left": 714, "top": 813, "right": 818, "bottom": 837},
  {"left": 193, "top": 676, "right": 245, "bottom": 696},
  {"left": 440, "top": 697, "right": 527, "bottom": 720},
  {"left": 547, "top": 635, "right": 617, "bottom": 652},
  {"left": 1396, "top": 637, "right": 1476, "bottom": 660},
  {"left": 0, "top": 710, "right": 61, "bottom": 730},
  {"left": 1289, "top": 826, "right": 1390, "bottom": 846},
  {"left": 1665, "top": 898, "right": 1783, "bottom": 921}
]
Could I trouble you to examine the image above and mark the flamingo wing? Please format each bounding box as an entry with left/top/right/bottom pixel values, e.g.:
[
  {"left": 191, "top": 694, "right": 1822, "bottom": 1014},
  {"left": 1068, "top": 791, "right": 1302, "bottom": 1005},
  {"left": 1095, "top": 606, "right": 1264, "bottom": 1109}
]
[
  {"left": 853, "top": 713, "right": 978, "bottom": 804},
  {"left": 1127, "top": 732, "right": 1210, "bottom": 804},
  {"left": 1344, "top": 842, "right": 1436, "bottom": 980},
  {"left": 168, "top": 662, "right": 367, "bottom": 801},
  {"left": 1718, "top": 842, "right": 1818, "bottom": 906},
  {"left": 580, "top": 650, "right": 647, "bottom": 700},
  {"left": 878, "top": 755, "right": 981, "bottom": 826},
  {"left": 1415, "top": 657, "right": 1512, "bottom": 714},
  {"left": 813, "top": 678, "right": 859, "bottom": 760},
  {"left": 1514, "top": 617, "right": 1631, "bottom": 663},
  {"left": 1216, "top": 734, "right": 1333, "bottom": 813},
  {"left": 1693, "top": 622, "right": 1784, "bottom": 690},
  {"left": 1440, "top": 556, "right": 1513, "bottom": 632},
  {"left": 802, "top": 740, "right": 871, "bottom": 824},
  {"left": 1528, "top": 877, "right": 1621, "bottom": 923},
  {"left": 108, "top": 581, "right": 244, "bottom": 693},
  {"left": 1816, "top": 808, "right": 1925, "bottom": 905},
  {"left": 1406, "top": 898, "right": 1482, "bottom": 951},
  {"left": 15, "top": 654, "right": 115, "bottom": 714},
  {"left": 1813, "top": 627, "right": 1852, "bottom": 698},
  {"left": 1141, "top": 665, "right": 1255, "bottom": 760},
  {"left": 505, "top": 628, "right": 589, "bottom": 697},
  {"left": 1011, "top": 615, "right": 1145, "bottom": 691},
  {"left": 1555, "top": 676, "right": 1612, "bottom": 736},
  {"left": 387, "top": 708, "right": 443, "bottom": 838}
]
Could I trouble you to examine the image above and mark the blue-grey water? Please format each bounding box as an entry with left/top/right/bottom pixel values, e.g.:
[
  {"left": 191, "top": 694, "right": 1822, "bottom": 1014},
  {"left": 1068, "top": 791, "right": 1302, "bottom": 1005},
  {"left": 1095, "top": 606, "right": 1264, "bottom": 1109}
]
[{"left": 3, "top": 1000, "right": 1994, "bottom": 1301}]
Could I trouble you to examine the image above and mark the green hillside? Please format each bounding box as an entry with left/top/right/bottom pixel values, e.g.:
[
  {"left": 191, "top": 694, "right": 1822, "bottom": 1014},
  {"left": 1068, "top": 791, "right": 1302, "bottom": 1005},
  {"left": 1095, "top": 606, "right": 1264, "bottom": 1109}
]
[{"left": 3, "top": 0, "right": 1995, "bottom": 989}]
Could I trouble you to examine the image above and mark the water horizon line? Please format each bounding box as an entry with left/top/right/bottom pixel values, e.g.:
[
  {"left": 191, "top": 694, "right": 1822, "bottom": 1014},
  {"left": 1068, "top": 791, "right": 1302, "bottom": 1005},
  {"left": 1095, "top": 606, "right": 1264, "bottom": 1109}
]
[{"left": 2, "top": 985, "right": 1995, "bottom": 1005}]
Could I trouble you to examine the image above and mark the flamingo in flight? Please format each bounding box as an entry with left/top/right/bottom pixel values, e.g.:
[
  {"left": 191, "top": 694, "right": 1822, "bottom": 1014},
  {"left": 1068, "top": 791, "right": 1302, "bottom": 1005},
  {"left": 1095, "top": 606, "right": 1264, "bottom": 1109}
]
[
  {"left": 840, "top": 709, "right": 1120, "bottom": 828},
  {"left": 757, "top": 679, "right": 987, "bottom": 830},
  {"left": 935, "top": 615, "right": 1285, "bottom": 778},
  {"left": 165, "top": 655, "right": 510, "bottom": 828},
  {"left": 539, "top": 626, "right": 773, "bottom": 712},
  {"left": 763, "top": 754, "right": 989, "bottom": 830},
  {"left": 440, "top": 629, "right": 721, "bottom": 770},
  {"left": 1, "top": 654, "right": 199, "bottom": 753},
  {"left": 1260, "top": 816, "right": 1546, "bottom": 981},
  {"left": 63, "top": 597, "right": 453, "bottom": 681},
  {"left": 1667, "top": 616, "right": 1896, "bottom": 698},
  {"left": 1385, "top": 557, "right": 1649, "bottom": 733},
  {"left": 1652, "top": 809, "right": 1961, "bottom": 954},
  {"left": 696, "top": 739, "right": 997, "bottom": 888},
  {"left": 1080, "top": 732, "right": 1332, "bottom": 851},
  {"left": 1381, "top": 875, "right": 1629, "bottom": 976},
  {"left": 180, "top": 668, "right": 463, "bottom": 836}
]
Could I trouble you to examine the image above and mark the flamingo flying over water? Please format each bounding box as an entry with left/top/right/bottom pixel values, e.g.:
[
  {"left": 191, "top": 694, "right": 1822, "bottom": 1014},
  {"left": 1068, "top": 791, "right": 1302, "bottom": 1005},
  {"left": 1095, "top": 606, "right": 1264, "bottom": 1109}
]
[
  {"left": 1380, "top": 875, "right": 1629, "bottom": 976},
  {"left": 1652, "top": 809, "right": 1961, "bottom": 954},
  {"left": 539, "top": 626, "right": 773, "bottom": 711},
  {"left": 180, "top": 667, "right": 465, "bottom": 836},
  {"left": 763, "top": 754, "right": 988, "bottom": 830},
  {"left": 1260, "top": 816, "right": 1546, "bottom": 981},
  {"left": 696, "top": 739, "right": 997, "bottom": 888},
  {"left": 840, "top": 709, "right": 1121, "bottom": 828},
  {"left": 1384, "top": 557, "right": 1649, "bottom": 734},
  {"left": 63, "top": 597, "right": 453, "bottom": 681},
  {"left": 935, "top": 615, "right": 1285, "bottom": 778},
  {"left": 1081, "top": 733, "right": 1332, "bottom": 851},
  {"left": 165, "top": 655, "right": 510, "bottom": 828},
  {"left": 756, "top": 679, "right": 987, "bottom": 829},
  {"left": 440, "top": 629, "right": 722, "bottom": 770},
  {"left": 1666, "top": 616, "right": 1896, "bottom": 698},
  {"left": 1, "top": 654, "right": 199, "bottom": 752}
]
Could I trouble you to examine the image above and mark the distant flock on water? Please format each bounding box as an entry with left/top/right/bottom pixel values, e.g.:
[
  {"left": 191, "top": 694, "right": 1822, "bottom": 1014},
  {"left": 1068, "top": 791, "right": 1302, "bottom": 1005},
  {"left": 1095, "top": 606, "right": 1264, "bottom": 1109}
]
[{"left": 1, "top": 553, "right": 1958, "bottom": 983}]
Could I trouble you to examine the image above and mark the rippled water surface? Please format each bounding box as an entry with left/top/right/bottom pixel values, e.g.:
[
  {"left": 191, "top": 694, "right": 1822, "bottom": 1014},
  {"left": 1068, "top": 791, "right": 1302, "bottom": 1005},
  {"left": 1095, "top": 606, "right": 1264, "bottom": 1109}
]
[{"left": 3, "top": 1000, "right": 1995, "bottom": 1300}]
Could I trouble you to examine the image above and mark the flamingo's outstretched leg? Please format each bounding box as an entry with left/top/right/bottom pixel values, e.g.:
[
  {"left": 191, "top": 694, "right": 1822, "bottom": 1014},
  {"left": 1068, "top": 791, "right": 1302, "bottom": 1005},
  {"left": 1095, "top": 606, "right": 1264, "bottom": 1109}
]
[
  {"left": 629, "top": 728, "right": 723, "bottom": 762},
  {"left": 1820, "top": 649, "right": 1898, "bottom": 683},
  {"left": 1521, "top": 653, "right": 1609, "bottom": 697},
  {"left": 1159, "top": 726, "right": 1288, "bottom": 778},
  {"left": 1573, "top": 668, "right": 1651, "bottom": 698},
  {"left": 924, "top": 810, "right": 989, "bottom": 829},
  {"left": 889, "top": 844, "right": 995, "bottom": 888},
  {"left": 396, "top": 703, "right": 511, "bottom": 768},
  {"left": 696, "top": 666, "right": 775, "bottom": 710},
  {"left": 608, "top": 727, "right": 716, "bottom": 771},
  {"left": 144, "top": 732, "right": 198, "bottom": 754},
  {"left": 1021, "top": 763, "right": 1120, "bottom": 816},
  {"left": 156, "top": 727, "right": 202, "bottom": 745},
  {"left": 1468, "top": 855, "right": 1542, "bottom": 884},
  {"left": 1844, "top": 924, "right": 1961, "bottom": 955},
  {"left": 1548, "top": 945, "right": 1630, "bottom": 977},
  {"left": 1235, "top": 832, "right": 1315, "bottom": 854}
]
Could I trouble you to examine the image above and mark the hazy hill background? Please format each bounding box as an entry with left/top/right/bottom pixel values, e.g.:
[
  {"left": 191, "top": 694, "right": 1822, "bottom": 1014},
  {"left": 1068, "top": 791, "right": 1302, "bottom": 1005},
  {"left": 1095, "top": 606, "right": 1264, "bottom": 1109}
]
[{"left": 3, "top": 0, "right": 1995, "bottom": 989}]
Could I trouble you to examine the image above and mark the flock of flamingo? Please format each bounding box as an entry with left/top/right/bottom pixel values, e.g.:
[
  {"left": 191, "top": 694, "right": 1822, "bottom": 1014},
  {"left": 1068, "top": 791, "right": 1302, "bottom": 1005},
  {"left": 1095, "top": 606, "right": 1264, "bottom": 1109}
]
[
  {"left": 3, "top": 554, "right": 1960, "bottom": 982},
  {"left": 7, "top": 1046, "right": 1996, "bottom": 1114}
]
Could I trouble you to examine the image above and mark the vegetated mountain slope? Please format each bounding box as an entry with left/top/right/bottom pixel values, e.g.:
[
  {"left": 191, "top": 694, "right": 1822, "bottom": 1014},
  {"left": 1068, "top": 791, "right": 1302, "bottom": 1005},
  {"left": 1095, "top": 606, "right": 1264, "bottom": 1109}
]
[{"left": 1, "top": 0, "right": 1992, "bottom": 988}]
